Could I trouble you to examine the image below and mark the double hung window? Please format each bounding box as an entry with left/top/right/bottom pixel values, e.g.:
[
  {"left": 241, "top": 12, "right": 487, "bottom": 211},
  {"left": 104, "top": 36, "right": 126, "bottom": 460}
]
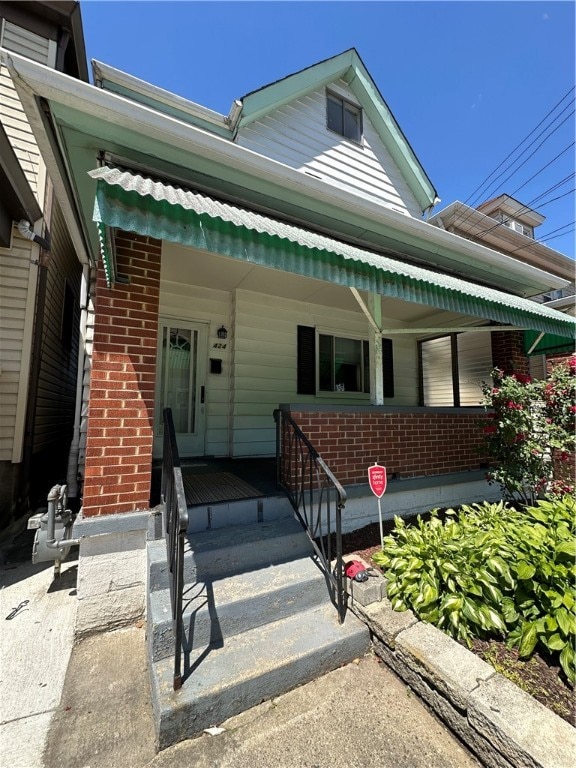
[
  {"left": 326, "top": 91, "right": 362, "bottom": 143},
  {"left": 297, "top": 326, "right": 393, "bottom": 397}
]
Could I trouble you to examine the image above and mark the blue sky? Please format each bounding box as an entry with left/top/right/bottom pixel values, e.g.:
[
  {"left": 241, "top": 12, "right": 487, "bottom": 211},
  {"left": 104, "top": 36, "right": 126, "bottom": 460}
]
[{"left": 80, "top": 0, "right": 575, "bottom": 260}]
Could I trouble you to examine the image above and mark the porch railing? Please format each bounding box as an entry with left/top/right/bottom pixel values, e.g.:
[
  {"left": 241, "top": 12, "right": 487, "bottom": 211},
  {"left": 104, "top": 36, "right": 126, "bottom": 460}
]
[
  {"left": 161, "top": 407, "right": 189, "bottom": 690},
  {"left": 273, "top": 408, "right": 347, "bottom": 623}
]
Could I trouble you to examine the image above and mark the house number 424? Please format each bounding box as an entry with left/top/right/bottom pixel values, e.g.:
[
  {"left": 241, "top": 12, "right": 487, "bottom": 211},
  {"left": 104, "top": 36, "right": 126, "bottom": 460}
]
[{"left": 213, "top": 342, "right": 227, "bottom": 349}]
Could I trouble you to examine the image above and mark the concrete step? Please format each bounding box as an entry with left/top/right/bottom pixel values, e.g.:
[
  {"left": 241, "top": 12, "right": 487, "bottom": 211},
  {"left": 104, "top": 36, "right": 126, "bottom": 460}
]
[
  {"left": 148, "top": 515, "right": 312, "bottom": 590},
  {"left": 187, "top": 494, "right": 293, "bottom": 533},
  {"left": 150, "top": 602, "right": 371, "bottom": 750},
  {"left": 148, "top": 555, "right": 329, "bottom": 662}
]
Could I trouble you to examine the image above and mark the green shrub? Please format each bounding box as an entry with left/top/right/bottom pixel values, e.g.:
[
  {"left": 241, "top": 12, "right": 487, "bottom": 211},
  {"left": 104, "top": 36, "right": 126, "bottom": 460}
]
[
  {"left": 372, "top": 496, "right": 576, "bottom": 684},
  {"left": 481, "top": 360, "right": 575, "bottom": 505}
]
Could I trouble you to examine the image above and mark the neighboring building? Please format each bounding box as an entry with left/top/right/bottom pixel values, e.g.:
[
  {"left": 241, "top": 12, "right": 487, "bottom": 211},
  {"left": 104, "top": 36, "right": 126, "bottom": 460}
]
[
  {"left": 429, "top": 195, "right": 575, "bottom": 380},
  {"left": 4, "top": 46, "right": 574, "bottom": 637},
  {"left": 0, "top": 1, "right": 88, "bottom": 530}
]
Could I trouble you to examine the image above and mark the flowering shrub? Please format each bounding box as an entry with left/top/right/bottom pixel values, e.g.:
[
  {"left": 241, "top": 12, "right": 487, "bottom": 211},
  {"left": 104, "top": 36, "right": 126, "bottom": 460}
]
[{"left": 481, "top": 358, "right": 575, "bottom": 504}]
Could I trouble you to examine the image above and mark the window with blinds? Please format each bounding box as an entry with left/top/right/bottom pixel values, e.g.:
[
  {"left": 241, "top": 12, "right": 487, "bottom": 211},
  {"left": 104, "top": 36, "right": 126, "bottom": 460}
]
[{"left": 420, "top": 332, "right": 492, "bottom": 406}]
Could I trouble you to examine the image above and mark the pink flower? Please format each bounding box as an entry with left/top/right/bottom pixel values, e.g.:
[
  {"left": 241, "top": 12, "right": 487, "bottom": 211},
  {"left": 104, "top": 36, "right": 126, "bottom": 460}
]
[{"left": 512, "top": 372, "right": 532, "bottom": 384}]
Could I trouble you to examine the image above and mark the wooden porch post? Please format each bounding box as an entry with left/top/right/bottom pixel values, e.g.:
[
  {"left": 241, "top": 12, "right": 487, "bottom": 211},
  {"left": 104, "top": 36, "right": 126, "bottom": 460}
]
[{"left": 368, "top": 293, "right": 383, "bottom": 406}]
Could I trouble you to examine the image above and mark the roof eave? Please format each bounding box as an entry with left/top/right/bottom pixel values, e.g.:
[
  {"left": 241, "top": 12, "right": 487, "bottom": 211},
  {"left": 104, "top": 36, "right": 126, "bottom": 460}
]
[{"left": 5, "top": 51, "right": 568, "bottom": 294}]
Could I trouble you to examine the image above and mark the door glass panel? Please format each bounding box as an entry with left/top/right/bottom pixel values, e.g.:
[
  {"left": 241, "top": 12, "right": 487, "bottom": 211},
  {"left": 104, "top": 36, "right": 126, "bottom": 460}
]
[{"left": 159, "top": 326, "right": 198, "bottom": 434}]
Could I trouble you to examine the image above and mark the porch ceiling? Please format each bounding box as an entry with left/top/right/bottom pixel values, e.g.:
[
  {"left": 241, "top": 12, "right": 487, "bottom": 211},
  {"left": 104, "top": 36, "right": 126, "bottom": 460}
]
[
  {"left": 91, "top": 167, "right": 575, "bottom": 339},
  {"left": 163, "top": 242, "right": 439, "bottom": 321}
]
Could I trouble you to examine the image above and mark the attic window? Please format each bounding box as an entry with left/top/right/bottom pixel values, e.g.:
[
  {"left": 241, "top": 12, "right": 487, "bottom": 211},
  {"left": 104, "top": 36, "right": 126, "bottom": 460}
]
[{"left": 326, "top": 91, "right": 362, "bottom": 143}]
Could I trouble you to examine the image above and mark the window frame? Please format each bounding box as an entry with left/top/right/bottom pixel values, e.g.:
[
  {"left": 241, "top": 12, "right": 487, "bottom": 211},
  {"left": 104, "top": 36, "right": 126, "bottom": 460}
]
[
  {"left": 318, "top": 331, "right": 370, "bottom": 395},
  {"left": 326, "top": 90, "right": 363, "bottom": 144},
  {"left": 418, "top": 331, "right": 491, "bottom": 407},
  {"left": 297, "top": 325, "right": 394, "bottom": 398}
]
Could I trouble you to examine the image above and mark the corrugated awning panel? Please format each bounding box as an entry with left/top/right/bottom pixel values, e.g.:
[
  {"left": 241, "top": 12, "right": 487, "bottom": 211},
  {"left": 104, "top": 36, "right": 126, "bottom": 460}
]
[{"left": 89, "top": 166, "right": 576, "bottom": 340}]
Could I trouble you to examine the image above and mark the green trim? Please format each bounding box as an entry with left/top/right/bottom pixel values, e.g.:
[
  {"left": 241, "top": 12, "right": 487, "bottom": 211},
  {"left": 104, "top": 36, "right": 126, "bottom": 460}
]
[
  {"left": 95, "top": 220, "right": 114, "bottom": 287},
  {"left": 91, "top": 171, "right": 575, "bottom": 340},
  {"left": 239, "top": 49, "right": 437, "bottom": 211},
  {"left": 524, "top": 330, "right": 575, "bottom": 357}
]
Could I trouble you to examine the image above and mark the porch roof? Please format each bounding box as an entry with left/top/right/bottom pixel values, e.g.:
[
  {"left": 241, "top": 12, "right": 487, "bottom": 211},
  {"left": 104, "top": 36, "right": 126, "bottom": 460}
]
[{"left": 90, "top": 166, "right": 576, "bottom": 340}]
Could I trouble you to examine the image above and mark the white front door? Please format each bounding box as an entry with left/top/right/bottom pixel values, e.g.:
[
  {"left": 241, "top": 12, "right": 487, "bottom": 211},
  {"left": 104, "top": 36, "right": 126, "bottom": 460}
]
[{"left": 154, "top": 320, "right": 207, "bottom": 457}]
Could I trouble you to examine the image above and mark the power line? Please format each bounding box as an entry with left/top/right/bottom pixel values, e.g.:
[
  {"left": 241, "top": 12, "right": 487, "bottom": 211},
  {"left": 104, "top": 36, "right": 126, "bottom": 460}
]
[
  {"left": 505, "top": 221, "right": 576, "bottom": 255},
  {"left": 462, "top": 86, "right": 575, "bottom": 208},
  {"left": 455, "top": 107, "right": 575, "bottom": 233},
  {"left": 460, "top": 177, "right": 576, "bottom": 241},
  {"left": 453, "top": 87, "right": 575, "bottom": 233}
]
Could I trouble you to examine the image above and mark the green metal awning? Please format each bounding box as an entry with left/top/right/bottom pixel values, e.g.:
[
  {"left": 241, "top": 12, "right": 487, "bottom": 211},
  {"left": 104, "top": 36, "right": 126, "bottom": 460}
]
[
  {"left": 89, "top": 166, "right": 576, "bottom": 340},
  {"left": 524, "top": 330, "right": 575, "bottom": 357}
]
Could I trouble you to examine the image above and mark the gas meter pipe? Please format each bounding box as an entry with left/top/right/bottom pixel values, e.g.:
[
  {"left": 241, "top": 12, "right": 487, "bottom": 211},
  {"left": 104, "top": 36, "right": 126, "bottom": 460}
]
[{"left": 46, "top": 484, "right": 79, "bottom": 551}]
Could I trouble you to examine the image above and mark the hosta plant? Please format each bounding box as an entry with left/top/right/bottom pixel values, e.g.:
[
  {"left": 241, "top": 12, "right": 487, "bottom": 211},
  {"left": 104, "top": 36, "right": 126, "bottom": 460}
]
[{"left": 373, "top": 496, "right": 576, "bottom": 684}]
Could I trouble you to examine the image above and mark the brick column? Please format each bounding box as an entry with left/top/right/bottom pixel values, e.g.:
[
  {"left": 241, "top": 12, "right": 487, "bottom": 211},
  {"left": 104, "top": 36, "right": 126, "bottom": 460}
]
[
  {"left": 491, "top": 331, "right": 530, "bottom": 376},
  {"left": 82, "top": 232, "right": 161, "bottom": 516}
]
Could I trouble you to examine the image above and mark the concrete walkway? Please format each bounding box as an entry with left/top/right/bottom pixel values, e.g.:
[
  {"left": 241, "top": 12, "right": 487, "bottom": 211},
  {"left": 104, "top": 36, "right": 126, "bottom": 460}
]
[
  {"left": 1, "top": 558, "right": 481, "bottom": 768},
  {"left": 46, "top": 626, "right": 480, "bottom": 768},
  {"left": 0, "top": 559, "right": 78, "bottom": 768}
]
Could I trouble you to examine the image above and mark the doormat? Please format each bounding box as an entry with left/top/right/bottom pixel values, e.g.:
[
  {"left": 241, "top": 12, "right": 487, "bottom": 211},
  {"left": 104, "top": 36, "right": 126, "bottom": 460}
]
[{"left": 181, "top": 471, "right": 264, "bottom": 506}]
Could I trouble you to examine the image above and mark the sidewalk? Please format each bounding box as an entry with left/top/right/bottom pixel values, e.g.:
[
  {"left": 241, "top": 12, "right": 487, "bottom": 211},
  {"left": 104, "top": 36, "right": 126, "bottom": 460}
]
[
  {"left": 1, "top": 558, "right": 481, "bottom": 768},
  {"left": 0, "top": 557, "right": 78, "bottom": 768}
]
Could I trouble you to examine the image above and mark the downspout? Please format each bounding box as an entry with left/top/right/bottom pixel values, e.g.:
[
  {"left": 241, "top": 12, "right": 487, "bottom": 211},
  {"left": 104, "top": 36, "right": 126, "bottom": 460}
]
[
  {"left": 19, "top": 221, "right": 51, "bottom": 502},
  {"left": 66, "top": 263, "right": 89, "bottom": 508}
]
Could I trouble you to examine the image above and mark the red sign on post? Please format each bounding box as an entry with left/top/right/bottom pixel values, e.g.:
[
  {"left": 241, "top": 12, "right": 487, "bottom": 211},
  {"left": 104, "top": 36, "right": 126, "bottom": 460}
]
[{"left": 368, "top": 463, "right": 387, "bottom": 498}]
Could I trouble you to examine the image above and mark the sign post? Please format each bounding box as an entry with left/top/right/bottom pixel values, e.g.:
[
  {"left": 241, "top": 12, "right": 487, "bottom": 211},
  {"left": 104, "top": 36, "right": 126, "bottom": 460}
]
[{"left": 368, "top": 462, "right": 387, "bottom": 547}]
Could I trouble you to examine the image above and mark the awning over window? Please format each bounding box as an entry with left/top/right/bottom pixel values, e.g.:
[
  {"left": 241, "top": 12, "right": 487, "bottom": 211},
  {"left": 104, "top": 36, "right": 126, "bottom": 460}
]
[
  {"left": 90, "top": 166, "right": 576, "bottom": 340},
  {"left": 524, "top": 330, "right": 575, "bottom": 357}
]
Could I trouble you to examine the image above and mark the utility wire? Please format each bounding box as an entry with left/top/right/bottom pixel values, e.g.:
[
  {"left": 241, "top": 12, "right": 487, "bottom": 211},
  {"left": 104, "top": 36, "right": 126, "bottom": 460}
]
[
  {"left": 453, "top": 87, "right": 575, "bottom": 232},
  {"left": 505, "top": 221, "right": 576, "bottom": 255},
  {"left": 460, "top": 178, "right": 576, "bottom": 241},
  {"left": 455, "top": 107, "right": 575, "bottom": 232},
  {"left": 471, "top": 171, "right": 576, "bottom": 240},
  {"left": 462, "top": 86, "right": 575, "bottom": 208},
  {"left": 508, "top": 142, "right": 575, "bottom": 198}
]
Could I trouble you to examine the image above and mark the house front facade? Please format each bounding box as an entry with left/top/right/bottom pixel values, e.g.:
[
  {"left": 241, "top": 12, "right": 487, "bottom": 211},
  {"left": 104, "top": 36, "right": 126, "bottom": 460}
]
[{"left": 5, "top": 48, "right": 574, "bottom": 632}]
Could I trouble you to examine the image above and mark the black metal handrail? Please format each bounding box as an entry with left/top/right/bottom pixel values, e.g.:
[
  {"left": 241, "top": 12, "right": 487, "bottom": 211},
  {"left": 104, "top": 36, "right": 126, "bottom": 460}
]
[
  {"left": 273, "top": 408, "right": 347, "bottom": 622},
  {"left": 161, "top": 408, "right": 189, "bottom": 690}
]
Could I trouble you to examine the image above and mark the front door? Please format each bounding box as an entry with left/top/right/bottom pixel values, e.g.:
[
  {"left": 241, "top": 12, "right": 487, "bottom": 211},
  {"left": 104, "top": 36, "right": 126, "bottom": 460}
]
[{"left": 154, "top": 320, "right": 207, "bottom": 458}]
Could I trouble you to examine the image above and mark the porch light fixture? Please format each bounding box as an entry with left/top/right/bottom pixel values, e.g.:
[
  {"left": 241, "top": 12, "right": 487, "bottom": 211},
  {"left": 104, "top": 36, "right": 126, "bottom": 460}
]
[{"left": 217, "top": 325, "right": 228, "bottom": 339}]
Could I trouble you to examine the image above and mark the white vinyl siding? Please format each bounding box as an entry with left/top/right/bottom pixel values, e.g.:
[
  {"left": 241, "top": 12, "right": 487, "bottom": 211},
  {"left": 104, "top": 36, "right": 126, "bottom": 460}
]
[
  {"left": 0, "top": 233, "right": 37, "bottom": 460},
  {"left": 231, "top": 290, "right": 418, "bottom": 457},
  {"left": 457, "top": 332, "right": 492, "bottom": 406},
  {"left": 236, "top": 80, "right": 422, "bottom": 217},
  {"left": 0, "top": 19, "right": 53, "bottom": 198},
  {"left": 421, "top": 336, "right": 454, "bottom": 407},
  {"left": 160, "top": 244, "right": 420, "bottom": 459}
]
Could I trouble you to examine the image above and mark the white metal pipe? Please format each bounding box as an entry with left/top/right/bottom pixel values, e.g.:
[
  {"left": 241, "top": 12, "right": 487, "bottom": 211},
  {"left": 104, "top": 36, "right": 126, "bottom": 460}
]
[{"left": 66, "top": 264, "right": 89, "bottom": 500}]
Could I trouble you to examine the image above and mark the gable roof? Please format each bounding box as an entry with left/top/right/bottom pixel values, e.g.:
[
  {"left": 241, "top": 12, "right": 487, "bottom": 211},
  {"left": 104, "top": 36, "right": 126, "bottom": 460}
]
[
  {"left": 237, "top": 49, "right": 438, "bottom": 213},
  {"left": 4, "top": 47, "right": 571, "bottom": 298}
]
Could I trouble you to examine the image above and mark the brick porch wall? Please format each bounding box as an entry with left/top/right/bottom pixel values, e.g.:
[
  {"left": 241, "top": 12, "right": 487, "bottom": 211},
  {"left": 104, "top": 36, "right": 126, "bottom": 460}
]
[
  {"left": 82, "top": 232, "right": 161, "bottom": 516},
  {"left": 287, "top": 408, "right": 487, "bottom": 486},
  {"left": 491, "top": 331, "right": 530, "bottom": 376}
]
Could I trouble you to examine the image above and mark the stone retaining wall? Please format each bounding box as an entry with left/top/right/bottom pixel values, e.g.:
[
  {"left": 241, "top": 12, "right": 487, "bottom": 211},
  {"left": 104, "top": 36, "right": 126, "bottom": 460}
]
[{"left": 344, "top": 559, "right": 576, "bottom": 768}]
